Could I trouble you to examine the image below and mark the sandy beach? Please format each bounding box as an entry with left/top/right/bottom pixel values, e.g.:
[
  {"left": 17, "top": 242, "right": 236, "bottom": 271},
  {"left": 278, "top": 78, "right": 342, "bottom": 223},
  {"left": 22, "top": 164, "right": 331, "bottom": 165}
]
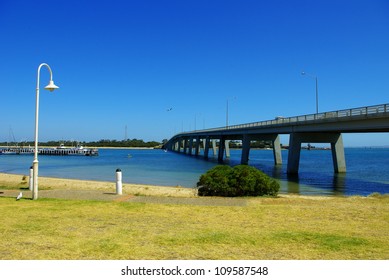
[
  {"left": 2, "top": 172, "right": 378, "bottom": 202},
  {"left": 0, "top": 172, "right": 197, "bottom": 198}
]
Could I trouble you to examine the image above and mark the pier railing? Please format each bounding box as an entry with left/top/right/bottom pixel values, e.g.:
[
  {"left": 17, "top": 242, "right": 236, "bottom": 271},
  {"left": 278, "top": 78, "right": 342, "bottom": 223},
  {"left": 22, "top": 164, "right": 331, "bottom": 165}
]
[{"left": 183, "top": 103, "right": 389, "bottom": 135}]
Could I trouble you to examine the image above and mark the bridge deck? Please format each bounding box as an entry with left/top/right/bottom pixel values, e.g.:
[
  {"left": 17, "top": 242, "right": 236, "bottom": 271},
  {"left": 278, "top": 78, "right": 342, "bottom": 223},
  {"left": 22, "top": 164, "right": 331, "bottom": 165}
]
[{"left": 176, "top": 103, "right": 389, "bottom": 137}]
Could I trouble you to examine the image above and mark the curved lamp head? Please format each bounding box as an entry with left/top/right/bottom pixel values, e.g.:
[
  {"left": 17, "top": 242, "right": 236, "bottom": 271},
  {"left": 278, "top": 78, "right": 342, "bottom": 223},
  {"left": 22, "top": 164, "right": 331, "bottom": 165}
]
[{"left": 44, "top": 80, "right": 59, "bottom": 92}]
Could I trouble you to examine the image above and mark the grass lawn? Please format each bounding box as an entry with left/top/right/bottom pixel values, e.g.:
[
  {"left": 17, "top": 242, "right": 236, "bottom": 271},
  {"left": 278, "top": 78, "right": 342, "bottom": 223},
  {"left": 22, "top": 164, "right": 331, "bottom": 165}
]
[{"left": 0, "top": 195, "right": 388, "bottom": 260}]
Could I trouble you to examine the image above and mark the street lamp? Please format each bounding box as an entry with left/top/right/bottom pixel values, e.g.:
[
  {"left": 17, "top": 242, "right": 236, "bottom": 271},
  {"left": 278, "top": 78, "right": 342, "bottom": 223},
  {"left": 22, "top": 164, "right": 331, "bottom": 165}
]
[
  {"left": 226, "top": 97, "right": 236, "bottom": 128},
  {"left": 32, "top": 63, "right": 59, "bottom": 200},
  {"left": 301, "top": 71, "right": 319, "bottom": 114},
  {"left": 226, "top": 99, "right": 229, "bottom": 128}
]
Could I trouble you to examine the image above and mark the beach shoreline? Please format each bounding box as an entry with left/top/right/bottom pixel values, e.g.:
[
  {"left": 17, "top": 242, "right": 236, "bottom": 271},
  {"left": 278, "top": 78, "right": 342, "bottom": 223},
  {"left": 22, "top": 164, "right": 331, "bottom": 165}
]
[
  {"left": 0, "top": 172, "right": 324, "bottom": 200},
  {"left": 2, "top": 172, "right": 384, "bottom": 201},
  {"left": 0, "top": 172, "right": 196, "bottom": 198}
]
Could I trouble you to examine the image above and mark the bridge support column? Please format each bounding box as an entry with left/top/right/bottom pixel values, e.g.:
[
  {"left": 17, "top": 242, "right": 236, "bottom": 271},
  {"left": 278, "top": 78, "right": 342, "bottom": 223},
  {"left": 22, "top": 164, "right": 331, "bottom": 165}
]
[
  {"left": 188, "top": 137, "right": 194, "bottom": 155},
  {"left": 165, "top": 141, "right": 172, "bottom": 151},
  {"left": 242, "top": 134, "right": 282, "bottom": 165},
  {"left": 287, "top": 133, "right": 302, "bottom": 174},
  {"left": 241, "top": 135, "right": 251, "bottom": 164},
  {"left": 273, "top": 135, "right": 282, "bottom": 165},
  {"left": 194, "top": 137, "right": 200, "bottom": 156},
  {"left": 204, "top": 137, "right": 210, "bottom": 159},
  {"left": 183, "top": 138, "right": 188, "bottom": 154},
  {"left": 331, "top": 134, "right": 346, "bottom": 173},
  {"left": 225, "top": 140, "right": 231, "bottom": 158},
  {"left": 173, "top": 138, "right": 181, "bottom": 152},
  {"left": 179, "top": 138, "right": 184, "bottom": 153},
  {"left": 287, "top": 132, "right": 346, "bottom": 174},
  {"left": 218, "top": 138, "right": 225, "bottom": 162},
  {"left": 212, "top": 140, "right": 217, "bottom": 156}
]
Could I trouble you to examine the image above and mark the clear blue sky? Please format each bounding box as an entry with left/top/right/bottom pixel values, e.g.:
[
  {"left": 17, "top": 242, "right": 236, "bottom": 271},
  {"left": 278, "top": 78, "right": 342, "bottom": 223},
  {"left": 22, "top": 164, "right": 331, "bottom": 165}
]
[{"left": 1, "top": 0, "right": 388, "bottom": 146}]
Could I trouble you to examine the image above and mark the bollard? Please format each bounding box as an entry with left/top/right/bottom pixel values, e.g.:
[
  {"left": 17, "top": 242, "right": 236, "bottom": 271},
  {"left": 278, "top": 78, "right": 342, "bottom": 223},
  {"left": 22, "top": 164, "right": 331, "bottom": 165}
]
[
  {"left": 116, "top": 168, "right": 122, "bottom": 195},
  {"left": 29, "top": 166, "right": 33, "bottom": 191}
]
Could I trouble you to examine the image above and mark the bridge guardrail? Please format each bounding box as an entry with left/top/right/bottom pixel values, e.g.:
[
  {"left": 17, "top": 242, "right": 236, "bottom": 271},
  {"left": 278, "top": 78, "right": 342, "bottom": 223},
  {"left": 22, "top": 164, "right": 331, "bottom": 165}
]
[{"left": 176, "top": 103, "right": 389, "bottom": 136}]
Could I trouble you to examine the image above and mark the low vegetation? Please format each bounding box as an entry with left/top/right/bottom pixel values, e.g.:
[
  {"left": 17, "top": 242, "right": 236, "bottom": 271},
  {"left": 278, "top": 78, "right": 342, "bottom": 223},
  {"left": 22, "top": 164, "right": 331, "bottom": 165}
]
[
  {"left": 1, "top": 194, "right": 388, "bottom": 260},
  {"left": 197, "top": 165, "right": 280, "bottom": 197}
]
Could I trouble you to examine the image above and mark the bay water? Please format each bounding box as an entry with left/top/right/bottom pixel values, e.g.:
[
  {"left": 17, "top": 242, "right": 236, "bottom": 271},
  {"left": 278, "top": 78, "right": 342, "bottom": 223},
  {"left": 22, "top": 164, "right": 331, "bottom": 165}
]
[{"left": 1, "top": 148, "right": 388, "bottom": 196}]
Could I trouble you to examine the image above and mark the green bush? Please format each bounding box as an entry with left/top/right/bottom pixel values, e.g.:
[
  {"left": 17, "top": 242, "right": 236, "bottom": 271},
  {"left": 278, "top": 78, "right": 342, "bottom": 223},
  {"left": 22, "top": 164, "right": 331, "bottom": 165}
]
[{"left": 197, "top": 165, "right": 280, "bottom": 197}]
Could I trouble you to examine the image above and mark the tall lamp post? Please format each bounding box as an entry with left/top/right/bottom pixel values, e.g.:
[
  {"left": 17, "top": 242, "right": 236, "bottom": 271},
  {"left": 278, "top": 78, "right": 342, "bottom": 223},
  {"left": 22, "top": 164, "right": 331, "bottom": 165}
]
[
  {"left": 32, "top": 63, "right": 59, "bottom": 200},
  {"left": 301, "top": 71, "right": 319, "bottom": 114},
  {"left": 226, "top": 97, "right": 236, "bottom": 128},
  {"left": 226, "top": 99, "right": 229, "bottom": 128}
]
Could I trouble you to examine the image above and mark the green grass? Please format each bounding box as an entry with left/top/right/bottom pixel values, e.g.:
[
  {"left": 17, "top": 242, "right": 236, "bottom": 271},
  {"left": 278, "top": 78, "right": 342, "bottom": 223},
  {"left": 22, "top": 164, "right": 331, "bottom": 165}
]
[{"left": 0, "top": 195, "right": 388, "bottom": 260}]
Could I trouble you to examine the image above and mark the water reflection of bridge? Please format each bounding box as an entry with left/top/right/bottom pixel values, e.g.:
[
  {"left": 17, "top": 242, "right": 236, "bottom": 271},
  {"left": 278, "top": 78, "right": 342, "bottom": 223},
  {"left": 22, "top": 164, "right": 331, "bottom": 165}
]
[{"left": 164, "top": 103, "right": 389, "bottom": 174}]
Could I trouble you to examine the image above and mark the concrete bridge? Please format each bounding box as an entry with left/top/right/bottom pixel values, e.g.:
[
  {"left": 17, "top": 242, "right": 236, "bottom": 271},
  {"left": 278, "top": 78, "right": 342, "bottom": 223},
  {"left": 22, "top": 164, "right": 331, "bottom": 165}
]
[{"left": 164, "top": 103, "right": 389, "bottom": 174}]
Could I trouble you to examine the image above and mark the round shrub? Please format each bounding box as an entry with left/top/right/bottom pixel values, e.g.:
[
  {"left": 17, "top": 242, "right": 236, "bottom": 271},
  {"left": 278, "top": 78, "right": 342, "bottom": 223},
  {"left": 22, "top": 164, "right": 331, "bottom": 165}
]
[
  {"left": 197, "top": 165, "right": 280, "bottom": 197},
  {"left": 197, "top": 165, "right": 233, "bottom": 196}
]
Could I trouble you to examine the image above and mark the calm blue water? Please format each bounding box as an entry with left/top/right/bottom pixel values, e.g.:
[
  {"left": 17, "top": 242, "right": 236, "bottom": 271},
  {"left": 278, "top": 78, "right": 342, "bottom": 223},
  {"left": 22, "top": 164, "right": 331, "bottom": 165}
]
[{"left": 0, "top": 148, "right": 388, "bottom": 196}]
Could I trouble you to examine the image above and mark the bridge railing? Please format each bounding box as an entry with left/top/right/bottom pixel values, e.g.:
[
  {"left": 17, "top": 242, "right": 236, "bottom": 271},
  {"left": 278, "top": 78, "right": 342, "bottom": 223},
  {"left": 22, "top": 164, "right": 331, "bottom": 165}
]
[{"left": 177, "top": 103, "right": 389, "bottom": 135}]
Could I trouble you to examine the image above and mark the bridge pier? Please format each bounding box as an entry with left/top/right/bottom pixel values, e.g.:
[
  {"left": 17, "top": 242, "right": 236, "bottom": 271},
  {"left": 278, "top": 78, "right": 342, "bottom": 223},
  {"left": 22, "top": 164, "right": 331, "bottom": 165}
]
[
  {"left": 241, "top": 135, "right": 251, "bottom": 165},
  {"left": 273, "top": 135, "right": 282, "bottom": 165},
  {"left": 204, "top": 137, "right": 210, "bottom": 159},
  {"left": 218, "top": 138, "right": 225, "bottom": 162},
  {"left": 183, "top": 138, "right": 188, "bottom": 154},
  {"left": 241, "top": 134, "right": 282, "bottom": 166},
  {"left": 216, "top": 138, "right": 231, "bottom": 162},
  {"left": 188, "top": 137, "right": 194, "bottom": 155},
  {"left": 225, "top": 140, "right": 231, "bottom": 158},
  {"left": 176, "top": 138, "right": 182, "bottom": 152},
  {"left": 212, "top": 139, "right": 217, "bottom": 156},
  {"left": 168, "top": 139, "right": 175, "bottom": 152},
  {"left": 180, "top": 138, "right": 184, "bottom": 152},
  {"left": 287, "top": 132, "right": 346, "bottom": 174},
  {"left": 331, "top": 134, "right": 346, "bottom": 173},
  {"left": 194, "top": 136, "right": 200, "bottom": 156}
]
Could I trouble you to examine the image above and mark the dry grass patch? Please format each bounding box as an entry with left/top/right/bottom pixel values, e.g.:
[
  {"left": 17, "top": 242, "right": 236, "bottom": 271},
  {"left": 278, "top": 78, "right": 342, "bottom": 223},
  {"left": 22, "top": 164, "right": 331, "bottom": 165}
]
[{"left": 0, "top": 195, "right": 388, "bottom": 260}]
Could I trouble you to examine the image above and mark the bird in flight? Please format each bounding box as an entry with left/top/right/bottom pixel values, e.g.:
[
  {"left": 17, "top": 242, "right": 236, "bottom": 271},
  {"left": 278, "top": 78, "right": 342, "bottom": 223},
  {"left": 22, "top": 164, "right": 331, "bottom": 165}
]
[{"left": 167, "top": 108, "right": 173, "bottom": 111}]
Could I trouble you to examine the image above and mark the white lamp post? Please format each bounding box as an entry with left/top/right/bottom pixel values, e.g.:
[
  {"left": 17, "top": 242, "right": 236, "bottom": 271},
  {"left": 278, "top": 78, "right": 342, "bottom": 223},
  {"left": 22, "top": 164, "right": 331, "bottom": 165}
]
[
  {"left": 32, "top": 63, "right": 59, "bottom": 200},
  {"left": 301, "top": 71, "right": 319, "bottom": 114}
]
